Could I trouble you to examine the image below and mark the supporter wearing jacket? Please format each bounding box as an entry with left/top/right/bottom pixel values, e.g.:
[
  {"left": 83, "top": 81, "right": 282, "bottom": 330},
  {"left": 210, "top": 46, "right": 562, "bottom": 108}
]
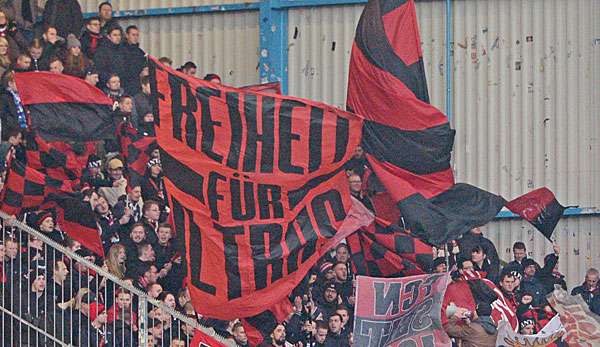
[
  {"left": 141, "top": 158, "right": 166, "bottom": 206},
  {"left": 0, "top": 11, "right": 28, "bottom": 60},
  {"left": 80, "top": 16, "right": 103, "bottom": 59},
  {"left": 122, "top": 25, "right": 145, "bottom": 95},
  {"left": 571, "top": 268, "right": 600, "bottom": 307},
  {"left": 458, "top": 227, "right": 500, "bottom": 278},
  {"left": 536, "top": 248, "right": 567, "bottom": 295},
  {"left": 520, "top": 258, "right": 546, "bottom": 307},
  {"left": 442, "top": 259, "right": 517, "bottom": 347},
  {"left": 42, "top": 0, "right": 83, "bottom": 39},
  {"left": 93, "top": 26, "right": 127, "bottom": 85}
]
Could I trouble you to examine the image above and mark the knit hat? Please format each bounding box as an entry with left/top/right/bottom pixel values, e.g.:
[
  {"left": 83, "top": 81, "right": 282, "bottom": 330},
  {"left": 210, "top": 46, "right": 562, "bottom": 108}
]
[
  {"left": 35, "top": 210, "right": 54, "bottom": 228},
  {"left": 84, "top": 65, "right": 98, "bottom": 76},
  {"left": 67, "top": 34, "right": 81, "bottom": 49},
  {"left": 522, "top": 258, "right": 538, "bottom": 269},
  {"left": 87, "top": 154, "right": 102, "bottom": 168},
  {"left": 320, "top": 262, "right": 334, "bottom": 275},
  {"left": 431, "top": 257, "right": 446, "bottom": 270},
  {"left": 147, "top": 158, "right": 161, "bottom": 169},
  {"left": 519, "top": 318, "right": 535, "bottom": 330}
]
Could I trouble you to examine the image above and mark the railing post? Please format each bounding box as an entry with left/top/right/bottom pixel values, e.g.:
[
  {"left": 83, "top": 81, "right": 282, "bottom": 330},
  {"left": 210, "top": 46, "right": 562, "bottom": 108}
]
[
  {"left": 259, "top": 0, "right": 289, "bottom": 94},
  {"left": 138, "top": 296, "right": 148, "bottom": 347}
]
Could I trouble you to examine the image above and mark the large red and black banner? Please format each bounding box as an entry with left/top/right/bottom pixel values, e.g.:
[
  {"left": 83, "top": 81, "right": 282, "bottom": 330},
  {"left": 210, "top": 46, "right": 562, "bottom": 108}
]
[
  {"left": 14, "top": 72, "right": 116, "bottom": 142},
  {"left": 347, "top": 0, "right": 512, "bottom": 245},
  {"left": 353, "top": 274, "right": 452, "bottom": 347},
  {"left": 148, "top": 56, "right": 365, "bottom": 319}
]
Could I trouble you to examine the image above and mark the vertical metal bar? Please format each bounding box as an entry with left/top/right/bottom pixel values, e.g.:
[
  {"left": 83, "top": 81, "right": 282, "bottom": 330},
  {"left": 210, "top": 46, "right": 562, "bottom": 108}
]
[
  {"left": 259, "top": 0, "right": 290, "bottom": 94},
  {"left": 445, "top": 0, "right": 453, "bottom": 121},
  {"left": 139, "top": 296, "right": 148, "bottom": 347}
]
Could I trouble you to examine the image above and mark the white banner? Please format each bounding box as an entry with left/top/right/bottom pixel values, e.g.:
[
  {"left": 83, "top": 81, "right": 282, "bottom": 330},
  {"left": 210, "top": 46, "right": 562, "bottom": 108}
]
[{"left": 496, "top": 315, "right": 565, "bottom": 347}]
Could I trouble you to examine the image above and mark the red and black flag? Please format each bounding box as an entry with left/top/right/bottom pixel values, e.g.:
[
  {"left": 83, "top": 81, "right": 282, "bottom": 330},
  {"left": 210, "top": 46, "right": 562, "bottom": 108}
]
[
  {"left": 148, "top": 56, "right": 363, "bottom": 319},
  {"left": 14, "top": 72, "right": 116, "bottom": 142},
  {"left": 347, "top": 0, "right": 506, "bottom": 245},
  {"left": 117, "top": 122, "right": 156, "bottom": 182},
  {"left": 347, "top": 217, "right": 432, "bottom": 277},
  {"left": 0, "top": 159, "right": 73, "bottom": 215},
  {"left": 506, "top": 187, "right": 566, "bottom": 240},
  {"left": 25, "top": 131, "right": 96, "bottom": 183},
  {"left": 43, "top": 193, "right": 104, "bottom": 257}
]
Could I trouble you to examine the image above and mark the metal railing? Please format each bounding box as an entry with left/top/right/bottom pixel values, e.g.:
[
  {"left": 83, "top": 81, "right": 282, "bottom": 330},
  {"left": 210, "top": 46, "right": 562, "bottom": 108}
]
[{"left": 0, "top": 210, "right": 234, "bottom": 347}]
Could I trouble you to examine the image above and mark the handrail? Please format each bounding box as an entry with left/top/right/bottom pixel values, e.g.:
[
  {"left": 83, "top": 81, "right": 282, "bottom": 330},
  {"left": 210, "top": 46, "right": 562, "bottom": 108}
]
[{"left": 0, "top": 210, "right": 235, "bottom": 347}]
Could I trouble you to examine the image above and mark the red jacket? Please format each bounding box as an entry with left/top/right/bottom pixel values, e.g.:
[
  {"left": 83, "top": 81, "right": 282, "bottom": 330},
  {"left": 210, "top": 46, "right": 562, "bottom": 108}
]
[{"left": 442, "top": 271, "right": 518, "bottom": 331}]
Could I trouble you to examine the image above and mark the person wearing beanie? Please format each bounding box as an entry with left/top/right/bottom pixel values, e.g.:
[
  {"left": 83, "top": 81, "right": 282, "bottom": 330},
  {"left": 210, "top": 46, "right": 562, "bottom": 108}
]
[
  {"left": 204, "top": 73, "right": 221, "bottom": 84},
  {"left": 316, "top": 282, "right": 340, "bottom": 319},
  {"left": 520, "top": 258, "right": 545, "bottom": 307},
  {"left": 33, "top": 210, "right": 64, "bottom": 245},
  {"left": 63, "top": 33, "right": 90, "bottom": 78},
  {"left": 519, "top": 319, "right": 536, "bottom": 335},
  {"left": 81, "top": 154, "right": 112, "bottom": 190},
  {"left": 141, "top": 157, "right": 166, "bottom": 207},
  {"left": 431, "top": 257, "right": 447, "bottom": 273}
]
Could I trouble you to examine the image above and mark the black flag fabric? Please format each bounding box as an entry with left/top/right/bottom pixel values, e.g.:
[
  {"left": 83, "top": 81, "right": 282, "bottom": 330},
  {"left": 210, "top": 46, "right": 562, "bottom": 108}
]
[
  {"left": 347, "top": 0, "right": 507, "bottom": 245},
  {"left": 506, "top": 188, "right": 566, "bottom": 240},
  {"left": 14, "top": 71, "right": 116, "bottom": 142}
]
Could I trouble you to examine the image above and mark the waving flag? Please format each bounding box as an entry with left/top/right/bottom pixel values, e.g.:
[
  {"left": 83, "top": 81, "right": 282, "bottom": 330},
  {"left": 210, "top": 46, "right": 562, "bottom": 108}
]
[
  {"left": 148, "top": 56, "right": 365, "bottom": 319},
  {"left": 43, "top": 193, "right": 104, "bottom": 257},
  {"left": 506, "top": 187, "right": 566, "bottom": 240},
  {"left": 25, "top": 131, "right": 96, "bottom": 183},
  {"left": 0, "top": 159, "right": 74, "bottom": 215},
  {"left": 347, "top": 218, "right": 432, "bottom": 277},
  {"left": 14, "top": 71, "right": 116, "bottom": 142},
  {"left": 347, "top": 0, "right": 506, "bottom": 245}
]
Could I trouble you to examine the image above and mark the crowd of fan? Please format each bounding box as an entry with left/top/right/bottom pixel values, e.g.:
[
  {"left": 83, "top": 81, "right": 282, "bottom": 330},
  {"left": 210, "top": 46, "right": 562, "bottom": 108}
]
[{"left": 0, "top": 1, "right": 599, "bottom": 347}]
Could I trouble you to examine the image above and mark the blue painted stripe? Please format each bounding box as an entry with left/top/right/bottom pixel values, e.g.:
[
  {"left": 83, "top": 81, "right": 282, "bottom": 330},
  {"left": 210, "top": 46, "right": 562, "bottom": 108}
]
[
  {"left": 84, "top": 2, "right": 260, "bottom": 19},
  {"left": 259, "top": 0, "right": 289, "bottom": 94},
  {"left": 275, "top": 0, "right": 367, "bottom": 8},
  {"left": 495, "top": 207, "right": 600, "bottom": 219}
]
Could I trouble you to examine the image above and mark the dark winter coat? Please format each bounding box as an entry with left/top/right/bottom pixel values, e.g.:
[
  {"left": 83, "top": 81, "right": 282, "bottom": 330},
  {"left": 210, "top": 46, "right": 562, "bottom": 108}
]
[
  {"left": 42, "top": 0, "right": 84, "bottom": 38},
  {"left": 457, "top": 232, "right": 500, "bottom": 276},
  {"left": 93, "top": 38, "right": 127, "bottom": 84},
  {"left": 80, "top": 29, "right": 103, "bottom": 59},
  {"left": 121, "top": 42, "right": 145, "bottom": 95}
]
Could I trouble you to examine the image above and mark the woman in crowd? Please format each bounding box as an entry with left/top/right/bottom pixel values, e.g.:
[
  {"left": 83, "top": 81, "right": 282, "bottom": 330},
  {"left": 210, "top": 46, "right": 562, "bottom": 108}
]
[
  {"left": 0, "top": 37, "right": 10, "bottom": 77},
  {"left": 62, "top": 34, "right": 90, "bottom": 78}
]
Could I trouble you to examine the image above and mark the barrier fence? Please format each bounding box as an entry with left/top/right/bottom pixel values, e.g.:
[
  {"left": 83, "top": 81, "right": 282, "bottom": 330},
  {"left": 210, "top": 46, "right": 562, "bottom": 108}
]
[{"left": 0, "top": 211, "right": 233, "bottom": 347}]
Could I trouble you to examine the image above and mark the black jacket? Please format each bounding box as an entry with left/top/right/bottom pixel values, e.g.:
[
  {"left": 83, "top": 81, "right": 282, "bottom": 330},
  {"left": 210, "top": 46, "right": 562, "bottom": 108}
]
[
  {"left": 121, "top": 42, "right": 145, "bottom": 95},
  {"left": 80, "top": 29, "right": 103, "bottom": 59},
  {"left": 458, "top": 232, "right": 500, "bottom": 275},
  {"left": 0, "top": 89, "right": 21, "bottom": 140},
  {"left": 93, "top": 38, "right": 127, "bottom": 85},
  {"left": 42, "top": 0, "right": 83, "bottom": 38}
]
